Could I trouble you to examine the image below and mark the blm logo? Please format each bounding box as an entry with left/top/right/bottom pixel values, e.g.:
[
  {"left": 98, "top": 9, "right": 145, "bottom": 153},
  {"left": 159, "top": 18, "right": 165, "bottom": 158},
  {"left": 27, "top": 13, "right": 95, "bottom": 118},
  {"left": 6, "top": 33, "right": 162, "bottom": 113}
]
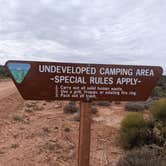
[{"left": 7, "top": 63, "right": 31, "bottom": 84}]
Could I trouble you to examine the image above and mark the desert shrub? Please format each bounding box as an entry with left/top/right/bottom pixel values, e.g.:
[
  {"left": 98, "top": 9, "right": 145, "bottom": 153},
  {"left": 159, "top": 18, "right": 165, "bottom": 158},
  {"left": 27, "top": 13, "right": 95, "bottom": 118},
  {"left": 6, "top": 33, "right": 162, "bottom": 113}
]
[
  {"left": 25, "top": 102, "right": 35, "bottom": 108},
  {"left": 121, "top": 98, "right": 166, "bottom": 150},
  {"left": 146, "top": 118, "right": 155, "bottom": 129},
  {"left": 73, "top": 112, "right": 80, "bottom": 122},
  {"left": 150, "top": 99, "right": 166, "bottom": 124},
  {"left": 120, "top": 114, "right": 166, "bottom": 150},
  {"left": 120, "top": 113, "right": 147, "bottom": 149},
  {"left": 117, "top": 145, "right": 166, "bottom": 166},
  {"left": 42, "top": 142, "right": 56, "bottom": 151},
  {"left": 152, "top": 125, "right": 166, "bottom": 146},
  {"left": 25, "top": 108, "right": 33, "bottom": 113},
  {"left": 96, "top": 101, "right": 111, "bottom": 106},
  {"left": 125, "top": 98, "right": 155, "bottom": 111},
  {"left": 33, "top": 105, "right": 44, "bottom": 111},
  {"left": 143, "top": 98, "right": 155, "bottom": 109},
  {"left": 63, "top": 102, "right": 79, "bottom": 113},
  {"left": 72, "top": 106, "right": 98, "bottom": 122},
  {"left": 125, "top": 102, "right": 144, "bottom": 112},
  {"left": 152, "top": 86, "right": 163, "bottom": 97},
  {"left": 115, "top": 101, "right": 121, "bottom": 104},
  {"left": 68, "top": 101, "right": 76, "bottom": 105},
  {"left": 91, "top": 101, "right": 96, "bottom": 106},
  {"left": 91, "top": 106, "right": 98, "bottom": 114},
  {"left": 162, "top": 126, "right": 166, "bottom": 138},
  {"left": 10, "top": 144, "right": 19, "bottom": 149},
  {"left": 0, "top": 65, "right": 9, "bottom": 78},
  {"left": 152, "top": 76, "right": 166, "bottom": 97},
  {"left": 152, "top": 86, "right": 166, "bottom": 98},
  {"left": 13, "top": 115, "right": 24, "bottom": 122}
]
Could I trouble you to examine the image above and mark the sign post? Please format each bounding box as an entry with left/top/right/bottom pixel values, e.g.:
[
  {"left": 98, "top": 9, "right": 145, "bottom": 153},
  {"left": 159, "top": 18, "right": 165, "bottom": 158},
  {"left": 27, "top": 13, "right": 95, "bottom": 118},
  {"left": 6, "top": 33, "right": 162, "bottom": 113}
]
[
  {"left": 5, "top": 60, "right": 163, "bottom": 166},
  {"left": 78, "top": 101, "right": 91, "bottom": 166}
]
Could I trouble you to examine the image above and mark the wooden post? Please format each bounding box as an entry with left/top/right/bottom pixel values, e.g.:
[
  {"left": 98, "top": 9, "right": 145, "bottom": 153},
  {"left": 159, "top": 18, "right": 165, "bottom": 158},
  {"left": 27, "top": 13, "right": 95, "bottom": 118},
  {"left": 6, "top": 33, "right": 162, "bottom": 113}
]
[{"left": 78, "top": 101, "right": 91, "bottom": 166}]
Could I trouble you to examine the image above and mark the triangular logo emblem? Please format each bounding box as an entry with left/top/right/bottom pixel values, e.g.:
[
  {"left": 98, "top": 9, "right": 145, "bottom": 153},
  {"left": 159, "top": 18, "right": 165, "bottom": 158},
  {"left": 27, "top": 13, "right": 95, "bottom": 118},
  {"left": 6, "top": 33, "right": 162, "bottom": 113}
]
[{"left": 7, "top": 63, "right": 31, "bottom": 84}]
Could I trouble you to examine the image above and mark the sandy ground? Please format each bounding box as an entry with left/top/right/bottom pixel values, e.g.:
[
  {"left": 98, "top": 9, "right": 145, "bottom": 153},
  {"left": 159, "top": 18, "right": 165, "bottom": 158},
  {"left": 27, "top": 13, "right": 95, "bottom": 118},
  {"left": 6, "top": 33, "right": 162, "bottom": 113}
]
[
  {"left": 0, "top": 80, "right": 17, "bottom": 100},
  {"left": 0, "top": 80, "right": 23, "bottom": 118},
  {"left": 0, "top": 80, "right": 126, "bottom": 166}
]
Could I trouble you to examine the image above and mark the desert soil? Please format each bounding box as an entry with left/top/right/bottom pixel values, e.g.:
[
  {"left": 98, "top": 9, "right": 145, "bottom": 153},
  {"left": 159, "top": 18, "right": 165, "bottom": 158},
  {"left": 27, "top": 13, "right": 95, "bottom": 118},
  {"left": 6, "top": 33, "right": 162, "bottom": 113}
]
[{"left": 0, "top": 80, "right": 126, "bottom": 166}]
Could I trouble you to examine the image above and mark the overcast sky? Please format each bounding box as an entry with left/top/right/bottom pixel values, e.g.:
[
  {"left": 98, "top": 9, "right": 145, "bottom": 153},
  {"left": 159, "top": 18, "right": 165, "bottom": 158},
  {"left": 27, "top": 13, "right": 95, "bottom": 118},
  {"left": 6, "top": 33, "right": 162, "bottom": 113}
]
[{"left": 0, "top": 0, "right": 166, "bottom": 74}]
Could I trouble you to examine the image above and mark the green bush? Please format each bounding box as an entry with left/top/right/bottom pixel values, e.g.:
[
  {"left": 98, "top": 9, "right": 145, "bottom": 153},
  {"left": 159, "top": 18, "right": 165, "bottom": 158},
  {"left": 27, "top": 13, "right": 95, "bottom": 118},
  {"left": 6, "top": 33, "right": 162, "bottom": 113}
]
[
  {"left": 120, "top": 113, "right": 166, "bottom": 150},
  {"left": 120, "top": 98, "right": 166, "bottom": 151},
  {"left": 0, "top": 65, "right": 9, "bottom": 79},
  {"left": 63, "top": 101, "right": 79, "bottom": 113},
  {"left": 152, "top": 86, "right": 163, "bottom": 97},
  {"left": 117, "top": 145, "right": 166, "bottom": 166},
  {"left": 152, "top": 76, "right": 166, "bottom": 97},
  {"left": 96, "top": 101, "right": 111, "bottom": 106},
  {"left": 125, "top": 102, "right": 144, "bottom": 112},
  {"left": 120, "top": 113, "right": 147, "bottom": 149},
  {"left": 150, "top": 99, "right": 166, "bottom": 124}
]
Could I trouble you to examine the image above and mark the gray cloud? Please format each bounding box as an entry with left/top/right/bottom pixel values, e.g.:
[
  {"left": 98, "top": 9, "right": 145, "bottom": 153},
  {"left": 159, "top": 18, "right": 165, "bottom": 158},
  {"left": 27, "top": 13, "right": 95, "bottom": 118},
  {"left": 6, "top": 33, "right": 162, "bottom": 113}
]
[{"left": 0, "top": 0, "right": 166, "bottom": 74}]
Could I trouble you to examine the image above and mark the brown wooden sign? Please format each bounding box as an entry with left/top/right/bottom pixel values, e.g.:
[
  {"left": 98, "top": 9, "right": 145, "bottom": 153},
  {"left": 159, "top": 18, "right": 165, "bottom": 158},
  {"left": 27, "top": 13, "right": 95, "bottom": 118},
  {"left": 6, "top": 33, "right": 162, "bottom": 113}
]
[
  {"left": 5, "top": 60, "right": 164, "bottom": 166},
  {"left": 5, "top": 60, "right": 163, "bottom": 101}
]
